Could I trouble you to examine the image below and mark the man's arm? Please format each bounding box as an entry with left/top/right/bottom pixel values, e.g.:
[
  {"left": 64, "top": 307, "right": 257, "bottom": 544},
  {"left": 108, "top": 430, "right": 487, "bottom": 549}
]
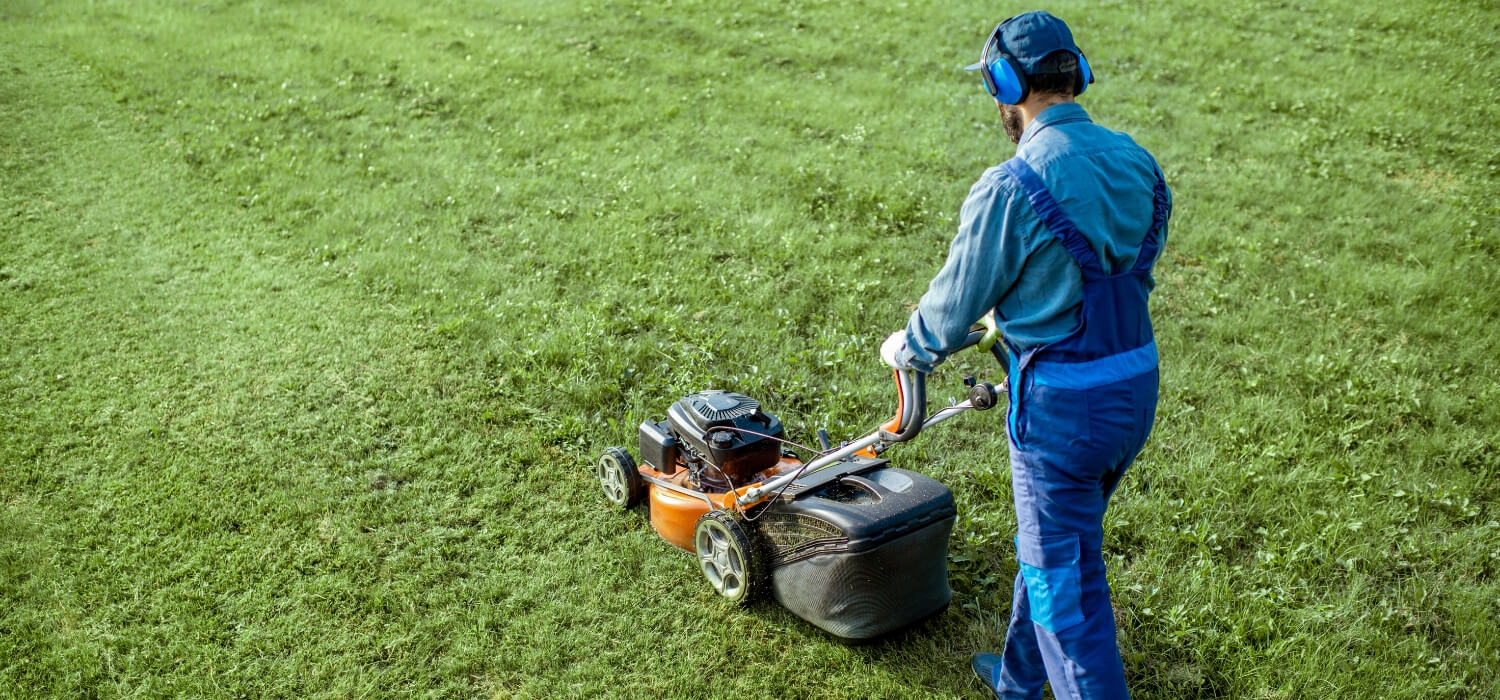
[{"left": 892, "top": 175, "right": 1029, "bottom": 373}]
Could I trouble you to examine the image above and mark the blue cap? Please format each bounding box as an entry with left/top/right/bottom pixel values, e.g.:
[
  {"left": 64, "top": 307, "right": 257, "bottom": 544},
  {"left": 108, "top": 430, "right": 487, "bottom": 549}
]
[{"left": 965, "top": 11, "right": 1082, "bottom": 76}]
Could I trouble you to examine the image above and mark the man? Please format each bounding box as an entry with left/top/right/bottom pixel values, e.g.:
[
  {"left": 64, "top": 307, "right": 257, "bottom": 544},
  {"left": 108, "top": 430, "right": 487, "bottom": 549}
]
[{"left": 880, "top": 11, "right": 1171, "bottom": 700}]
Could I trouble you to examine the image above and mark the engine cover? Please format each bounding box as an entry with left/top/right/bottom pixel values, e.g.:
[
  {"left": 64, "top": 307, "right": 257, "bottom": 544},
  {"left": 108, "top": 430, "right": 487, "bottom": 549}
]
[{"left": 666, "top": 390, "right": 783, "bottom": 482}]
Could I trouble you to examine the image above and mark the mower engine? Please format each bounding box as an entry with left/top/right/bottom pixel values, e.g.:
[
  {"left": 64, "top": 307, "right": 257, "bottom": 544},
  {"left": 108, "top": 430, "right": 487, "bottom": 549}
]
[{"left": 640, "top": 390, "right": 784, "bottom": 493}]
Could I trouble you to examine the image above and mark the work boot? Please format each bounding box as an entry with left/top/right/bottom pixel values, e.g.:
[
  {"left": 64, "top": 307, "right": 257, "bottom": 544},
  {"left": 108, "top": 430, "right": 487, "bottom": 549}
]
[{"left": 971, "top": 651, "right": 1006, "bottom": 698}]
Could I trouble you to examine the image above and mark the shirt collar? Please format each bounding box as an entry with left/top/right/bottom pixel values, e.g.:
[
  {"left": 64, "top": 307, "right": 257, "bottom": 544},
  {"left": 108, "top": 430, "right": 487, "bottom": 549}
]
[{"left": 1018, "top": 102, "right": 1091, "bottom": 147}]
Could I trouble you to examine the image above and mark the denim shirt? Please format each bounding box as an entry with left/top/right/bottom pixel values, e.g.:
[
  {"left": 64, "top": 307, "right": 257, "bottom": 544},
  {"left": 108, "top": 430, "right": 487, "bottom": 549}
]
[{"left": 897, "top": 102, "right": 1171, "bottom": 373}]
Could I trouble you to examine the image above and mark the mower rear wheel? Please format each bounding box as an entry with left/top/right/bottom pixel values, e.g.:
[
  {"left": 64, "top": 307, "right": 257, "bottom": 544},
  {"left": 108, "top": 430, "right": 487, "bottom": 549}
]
[
  {"left": 597, "top": 447, "right": 642, "bottom": 509},
  {"left": 694, "top": 510, "right": 764, "bottom": 606}
]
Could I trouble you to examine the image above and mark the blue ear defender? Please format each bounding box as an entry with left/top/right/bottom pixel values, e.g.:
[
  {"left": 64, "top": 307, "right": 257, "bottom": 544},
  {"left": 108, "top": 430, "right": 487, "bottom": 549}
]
[
  {"left": 1076, "top": 52, "right": 1094, "bottom": 96},
  {"left": 988, "top": 56, "right": 1027, "bottom": 104}
]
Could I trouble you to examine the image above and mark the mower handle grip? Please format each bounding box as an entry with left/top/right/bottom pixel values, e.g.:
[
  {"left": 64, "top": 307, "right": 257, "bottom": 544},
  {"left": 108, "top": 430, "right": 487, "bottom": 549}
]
[{"left": 880, "top": 328, "right": 1004, "bottom": 443}]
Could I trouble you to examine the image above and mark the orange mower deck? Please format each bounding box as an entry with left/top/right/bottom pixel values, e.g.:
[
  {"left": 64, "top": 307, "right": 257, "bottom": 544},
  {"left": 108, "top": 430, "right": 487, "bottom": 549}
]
[{"left": 639, "top": 456, "right": 802, "bottom": 552}]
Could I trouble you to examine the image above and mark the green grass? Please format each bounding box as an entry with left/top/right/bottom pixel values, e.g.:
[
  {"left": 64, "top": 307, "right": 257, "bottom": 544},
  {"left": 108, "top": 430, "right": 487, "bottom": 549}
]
[{"left": 2, "top": 0, "right": 1497, "bottom": 697}]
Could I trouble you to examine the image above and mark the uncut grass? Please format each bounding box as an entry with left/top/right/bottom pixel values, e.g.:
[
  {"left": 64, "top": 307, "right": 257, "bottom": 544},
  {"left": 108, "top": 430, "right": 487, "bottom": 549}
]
[{"left": 3, "top": 0, "right": 1498, "bottom": 697}]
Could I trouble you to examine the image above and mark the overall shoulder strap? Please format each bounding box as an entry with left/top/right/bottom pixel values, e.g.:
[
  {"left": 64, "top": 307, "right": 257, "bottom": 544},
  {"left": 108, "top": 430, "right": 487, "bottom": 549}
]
[
  {"left": 1132, "top": 164, "right": 1170, "bottom": 273},
  {"left": 1000, "top": 157, "right": 1105, "bottom": 278}
]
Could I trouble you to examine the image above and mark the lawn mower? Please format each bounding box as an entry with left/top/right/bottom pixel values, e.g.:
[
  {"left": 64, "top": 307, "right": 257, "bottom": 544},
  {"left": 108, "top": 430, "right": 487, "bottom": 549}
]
[{"left": 595, "top": 326, "right": 1006, "bottom": 640}]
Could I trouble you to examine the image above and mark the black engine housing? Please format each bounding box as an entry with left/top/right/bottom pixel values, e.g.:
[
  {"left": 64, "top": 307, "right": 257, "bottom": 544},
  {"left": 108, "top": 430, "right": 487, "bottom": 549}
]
[
  {"left": 667, "top": 390, "right": 784, "bottom": 480},
  {"left": 650, "top": 390, "right": 783, "bottom": 481}
]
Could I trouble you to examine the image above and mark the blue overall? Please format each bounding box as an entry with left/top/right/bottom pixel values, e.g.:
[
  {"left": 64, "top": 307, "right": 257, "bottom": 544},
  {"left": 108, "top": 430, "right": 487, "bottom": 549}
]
[{"left": 989, "top": 156, "right": 1168, "bottom": 700}]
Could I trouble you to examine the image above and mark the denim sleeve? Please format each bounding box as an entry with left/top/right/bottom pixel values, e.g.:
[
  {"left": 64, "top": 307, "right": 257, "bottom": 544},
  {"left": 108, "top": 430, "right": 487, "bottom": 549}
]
[{"left": 897, "top": 176, "right": 1027, "bottom": 373}]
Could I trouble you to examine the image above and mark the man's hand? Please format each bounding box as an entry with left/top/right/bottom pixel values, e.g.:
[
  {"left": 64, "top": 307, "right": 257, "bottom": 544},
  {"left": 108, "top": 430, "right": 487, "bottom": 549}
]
[{"left": 881, "top": 331, "right": 910, "bottom": 370}]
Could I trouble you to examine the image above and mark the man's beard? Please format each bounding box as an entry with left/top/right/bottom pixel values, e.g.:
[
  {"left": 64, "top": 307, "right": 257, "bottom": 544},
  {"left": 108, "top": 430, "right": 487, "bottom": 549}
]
[{"left": 1000, "top": 103, "right": 1024, "bottom": 144}]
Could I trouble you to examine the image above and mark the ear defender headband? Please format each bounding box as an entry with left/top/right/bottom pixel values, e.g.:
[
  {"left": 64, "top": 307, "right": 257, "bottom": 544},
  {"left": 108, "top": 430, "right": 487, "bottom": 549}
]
[{"left": 977, "top": 19, "right": 1094, "bottom": 105}]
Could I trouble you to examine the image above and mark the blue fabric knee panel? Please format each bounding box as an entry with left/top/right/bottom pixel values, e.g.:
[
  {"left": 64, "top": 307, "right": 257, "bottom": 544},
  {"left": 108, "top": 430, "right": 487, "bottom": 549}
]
[{"left": 1016, "top": 532, "right": 1085, "bottom": 633}]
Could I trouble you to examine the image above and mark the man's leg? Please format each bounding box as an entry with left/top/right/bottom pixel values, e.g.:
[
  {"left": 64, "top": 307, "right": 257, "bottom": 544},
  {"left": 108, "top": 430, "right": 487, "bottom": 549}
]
[
  {"left": 1006, "top": 414, "right": 1129, "bottom": 699},
  {"left": 999, "top": 572, "right": 1048, "bottom": 697},
  {"left": 1028, "top": 542, "right": 1128, "bottom": 700},
  {"left": 978, "top": 572, "right": 1047, "bottom": 698},
  {"left": 982, "top": 372, "right": 1154, "bottom": 699}
]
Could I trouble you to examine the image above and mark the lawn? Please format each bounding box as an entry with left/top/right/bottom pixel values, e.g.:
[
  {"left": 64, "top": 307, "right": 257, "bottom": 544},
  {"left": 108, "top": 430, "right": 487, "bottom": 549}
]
[{"left": 2, "top": 0, "right": 1497, "bottom": 697}]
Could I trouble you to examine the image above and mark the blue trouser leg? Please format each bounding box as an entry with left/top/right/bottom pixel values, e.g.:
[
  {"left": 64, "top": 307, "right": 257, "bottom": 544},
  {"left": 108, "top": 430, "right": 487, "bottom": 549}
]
[
  {"left": 997, "top": 573, "right": 1046, "bottom": 699},
  {"left": 995, "top": 372, "right": 1156, "bottom": 700},
  {"left": 1003, "top": 444, "right": 1128, "bottom": 700}
]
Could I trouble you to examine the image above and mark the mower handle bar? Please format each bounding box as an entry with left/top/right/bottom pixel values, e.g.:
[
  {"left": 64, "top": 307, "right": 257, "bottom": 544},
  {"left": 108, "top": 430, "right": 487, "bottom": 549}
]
[
  {"left": 735, "top": 328, "right": 1004, "bottom": 507},
  {"left": 883, "top": 328, "right": 1004, "bottom": 442}
]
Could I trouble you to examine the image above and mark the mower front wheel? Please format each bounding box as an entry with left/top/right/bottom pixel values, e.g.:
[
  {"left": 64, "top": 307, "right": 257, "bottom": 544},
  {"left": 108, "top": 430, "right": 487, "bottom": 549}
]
[
  {"left": 694, "top": 510, "right": 764, "bottom": 606},
  {"left": 597, "top": 447, "right": 642, "bottom": 509}
]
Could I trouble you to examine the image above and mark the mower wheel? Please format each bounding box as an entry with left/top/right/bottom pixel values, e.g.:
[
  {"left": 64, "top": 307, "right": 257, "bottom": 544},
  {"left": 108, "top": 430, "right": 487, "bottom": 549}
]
[
  {"left": 693, "top": 510, "right": 764, "bottom": 606},
  {"left": 597, "top": 447, "right": 642, "bottom": 509}
]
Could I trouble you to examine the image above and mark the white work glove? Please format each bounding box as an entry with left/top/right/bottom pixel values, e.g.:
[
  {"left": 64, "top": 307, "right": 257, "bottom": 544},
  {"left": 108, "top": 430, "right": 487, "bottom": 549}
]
[{"left": 881, "top": 331, "right": 910, "bottom": 370}]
